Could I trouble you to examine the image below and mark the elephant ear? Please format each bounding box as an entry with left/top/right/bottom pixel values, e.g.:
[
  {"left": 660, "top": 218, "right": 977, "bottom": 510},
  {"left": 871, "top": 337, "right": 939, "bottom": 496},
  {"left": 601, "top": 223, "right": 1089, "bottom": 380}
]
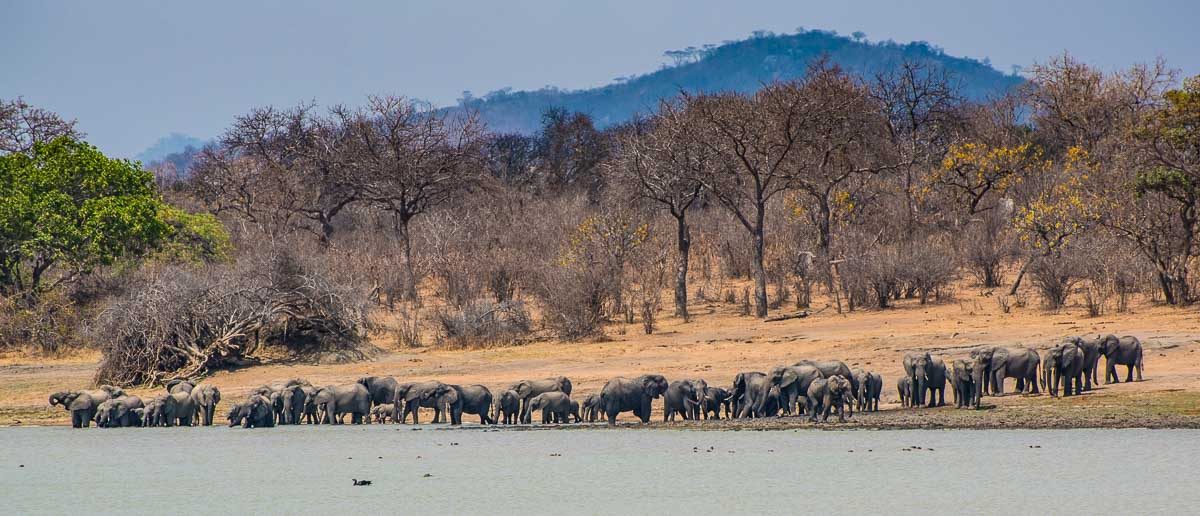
[{"left": 779, "top": 369, "right": 800, "bottom": 389}]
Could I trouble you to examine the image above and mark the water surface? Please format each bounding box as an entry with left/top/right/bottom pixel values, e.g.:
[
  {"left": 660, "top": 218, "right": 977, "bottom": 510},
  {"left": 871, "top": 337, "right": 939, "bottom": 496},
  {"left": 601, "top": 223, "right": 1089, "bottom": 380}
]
[{"left": 1, "top": 426, "right": 1194, "bottom": 514}]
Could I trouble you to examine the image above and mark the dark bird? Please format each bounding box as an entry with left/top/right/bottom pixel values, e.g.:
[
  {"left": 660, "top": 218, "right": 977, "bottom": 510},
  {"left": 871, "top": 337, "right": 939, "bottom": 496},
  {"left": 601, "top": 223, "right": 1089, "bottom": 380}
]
[{"left": 352, "top": 479, "right": 372, "bottom": 486}]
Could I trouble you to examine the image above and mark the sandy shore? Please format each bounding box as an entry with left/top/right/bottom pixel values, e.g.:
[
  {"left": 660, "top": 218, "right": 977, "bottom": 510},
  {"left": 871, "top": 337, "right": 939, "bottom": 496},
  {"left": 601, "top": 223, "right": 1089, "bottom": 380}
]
[{"left": 4, "top": 286, "right": 1199, "bottom": 429}]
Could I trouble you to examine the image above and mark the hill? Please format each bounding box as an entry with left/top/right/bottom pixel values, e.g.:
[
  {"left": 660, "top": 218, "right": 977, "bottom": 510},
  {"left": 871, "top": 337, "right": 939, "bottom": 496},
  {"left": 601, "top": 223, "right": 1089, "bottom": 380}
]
[{"left": 455, "top": 29, "right": 1024, "bottom": 134}]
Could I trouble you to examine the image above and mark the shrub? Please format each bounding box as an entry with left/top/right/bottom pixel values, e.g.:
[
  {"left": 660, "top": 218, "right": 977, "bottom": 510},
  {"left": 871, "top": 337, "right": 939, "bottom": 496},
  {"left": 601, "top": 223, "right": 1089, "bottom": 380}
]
[{"left": 434, "top": 300, "right": 531, "bottom": 348}]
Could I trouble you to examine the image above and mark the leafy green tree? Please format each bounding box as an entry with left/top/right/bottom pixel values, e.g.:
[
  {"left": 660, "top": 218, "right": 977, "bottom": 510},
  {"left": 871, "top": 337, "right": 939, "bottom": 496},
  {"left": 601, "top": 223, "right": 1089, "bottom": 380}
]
[{"left": 0, "top": 137, "right": 170, "bottom": 297}]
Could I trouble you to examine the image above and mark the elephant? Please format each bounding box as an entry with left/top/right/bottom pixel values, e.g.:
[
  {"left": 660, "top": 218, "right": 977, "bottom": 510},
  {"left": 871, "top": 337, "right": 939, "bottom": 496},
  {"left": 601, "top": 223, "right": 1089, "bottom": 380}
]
[
  {"left": 568, "top": 399, "right": 582, "bottom": 423},
  {"left": 767, "top": 364, "right": 824, "bottom": 416},
  {"left": 278, "top": 383, "right": 310, "bottom": 425},
  {"left": 580, "top": 393, "right": 604, "bottom": 423},
  {"left": 162, "top": 390, "right": 197, "bottom": 426},
  {"left": 903, "top": 352, "right": 947, "bottom": 407},
  {"left": 1098, "top": 334, "right": 1144, "bottom": 383},
  {"left": 950, "top": 359, "right": 979, "bottom": 409},
  {"left": 737, "top": 371, "right": 779, "bottom": 418},
  {"left": 227, "top": 395, "right": 275, "bottom": 428},
  {"left": 863, "top": 372, "right": 883, "bottom": 412},
  {"left": 311, "top": 384, "right": 371, "bottom": 424},
  {"left": 508, "top": 377, "right": 573, "bottom": 424},
  {"left": 49, "top": 385, "right": 123, "bottom": 428},
  {"left": 806, "top": 376, "right": 851, "bottom": 423},
  {"left": 1043, "top": 342, "right": 1085, "bottom": 397},
  {"left": 142, "top": 398, "right": 164, "bottom": 427},
  {"left": 96, "top": 396, "right": 145, "bottom": 427},
  {"left": 599, "top": 374, "right": 669, "bottom": 425},
  {"left": 663, "top": 379, "right": 707, "bottom": 421},
  {"left": 357, "top": 376, "right": 401, "bottom": 407},
  {"left": 1063, "top": 336, "right": 1103, "bottom": 390},
  {"left": 851, "top": 369, "right": 869, "bottom": 412},
  {"left": 700, "top": 386, "right": 732, "bottom": 420},
  {"left": 394, "top": 381, "right": 447, "bottom": 424},
  {"left": 189, "top": 384, "right": 221, "bottom": 426},
  {"left": 729, "top": 371, "right": 765, "bottom": 418},
  {"left": 527, "top": 392, "right": 573, "bottom": 424},
  {"left": 494, "top": 389, "right": 521, "bottom": 425},
  {"left": 422, "top": 384, "right": 494, "bottom": 425},
  {"left": 371, "top": 404, "right": 395, "bottom": 423},
  {"left": 794, "top": 360, "right": 859, "bottom": 403},
  {"left": 972, "top": 346, "right": 1041, "bottom": 396},
  {"left": 897, "top": 377, "right": 912, "bottom": 408}
]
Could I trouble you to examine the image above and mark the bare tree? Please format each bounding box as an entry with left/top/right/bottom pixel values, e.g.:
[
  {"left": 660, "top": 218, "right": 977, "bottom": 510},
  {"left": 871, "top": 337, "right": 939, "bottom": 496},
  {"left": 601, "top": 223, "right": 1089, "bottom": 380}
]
[
  {"left": 611, "top": 107, "right": 709, "bottom": 320},
  {"left": 342, "top": 95, "right": 486, "bottom": 300},
  {"left": 0, "top": 97, "right": 81, "bottom": 155}
]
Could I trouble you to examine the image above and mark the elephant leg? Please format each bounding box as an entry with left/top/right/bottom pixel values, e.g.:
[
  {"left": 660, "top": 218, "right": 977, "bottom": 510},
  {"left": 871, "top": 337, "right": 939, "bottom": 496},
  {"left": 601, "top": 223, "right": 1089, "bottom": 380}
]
[{"left": 1126, "top": 365, "right": 1134, "bottom": 383}]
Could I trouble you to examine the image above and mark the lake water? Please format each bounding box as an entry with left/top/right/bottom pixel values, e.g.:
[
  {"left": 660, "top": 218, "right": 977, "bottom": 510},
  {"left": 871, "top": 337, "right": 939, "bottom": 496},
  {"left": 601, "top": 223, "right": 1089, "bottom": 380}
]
[{"left": 1, "top": 425, "right": 1195, "bottom": 515}]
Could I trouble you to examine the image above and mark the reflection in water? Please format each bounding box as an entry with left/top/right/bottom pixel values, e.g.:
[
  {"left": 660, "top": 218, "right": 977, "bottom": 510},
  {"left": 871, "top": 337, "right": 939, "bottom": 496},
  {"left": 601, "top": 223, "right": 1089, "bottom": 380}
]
[{"left": 1, "top": 426, "right": 1195, "bottom": 515}]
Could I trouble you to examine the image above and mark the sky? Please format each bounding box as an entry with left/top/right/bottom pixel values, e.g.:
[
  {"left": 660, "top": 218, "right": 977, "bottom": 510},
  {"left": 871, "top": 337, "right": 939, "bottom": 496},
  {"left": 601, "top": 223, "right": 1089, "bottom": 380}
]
[{"left": 3, "top": 0, "right": 1197, "bottom": 159}]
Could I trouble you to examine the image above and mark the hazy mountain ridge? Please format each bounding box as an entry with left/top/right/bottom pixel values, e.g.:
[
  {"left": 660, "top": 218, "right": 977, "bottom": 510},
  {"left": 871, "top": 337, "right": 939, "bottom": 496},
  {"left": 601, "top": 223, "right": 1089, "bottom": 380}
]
[{"left": 456, "top": 29, "right": 1023, "bottom": 134}]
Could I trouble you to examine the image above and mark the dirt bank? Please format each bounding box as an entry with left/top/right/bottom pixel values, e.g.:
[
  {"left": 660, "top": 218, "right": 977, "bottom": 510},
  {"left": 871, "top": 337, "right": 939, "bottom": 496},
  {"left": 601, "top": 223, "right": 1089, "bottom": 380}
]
[{"left": 4, "top": 287, "right": 1199, "bottom": 428}]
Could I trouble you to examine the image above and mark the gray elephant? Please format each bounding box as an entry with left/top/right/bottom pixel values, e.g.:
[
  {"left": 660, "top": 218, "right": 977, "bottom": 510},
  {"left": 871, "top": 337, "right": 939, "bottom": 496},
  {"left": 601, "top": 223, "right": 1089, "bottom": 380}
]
[
  {"left": 767, "top": 364, "right": 824, "bottom": 416},
  {"left": 189, "top": 384, "right": 221, "bottom": 426},
  {"left": 96, "top": 396, "right": 145, "bottom": 427},
  {"left": 1043, "top": 342, "right": 1085, "bottom": 397},
  {"left": 599, "top": 374, "right": 669, "bottom": 425},
  {"left": 494, "top": 389, "right": 521, "bottom": 425},
  {"left": 806, "top": 376, "right": 851, "bottom": 423},
  {"left": 394, "top": 381, "right": 447, "bottom": 424},
  {"left": 903, "top": 352, "right": 947, "bottom": 407},
  {"left": 950, "top": 359, "right": 979, "bottom": 409},
  {"left": 312, "top": 383, "right": 371, "bottom": 424},
  {"left": 700, "top": 386, "right": 732, "bottom": 420},
  {"left": 527, "top": 392, "right": 573, "bottom": 424},
  {"left": 49, "top": 385, "right": 123, "bottom": 428},
  {"left": 1063, "top": 336, "right": 1102, "bottom": 390},
  {"left": 142, "top": 397, "right": 164, "bottom": 427},
  {"left": 422, "top": 384, "right": 494, "bottom": 425},
  {"left": 663, "top": 379, "right": 706, "bottom": 421},
  {"left": 897, "top": 376, "right": 912, "bottom": 407},
  {"left": 371, "top": 404, "right": 395, "bottom": 423},
  {"left": 357, "top": 376, "right": 401, "bottom": 407},
  {"left": 794, "top": 360, "right": 859, "bottom": 403},
  {"left": 862, "top": 372, "right": 883, "bottom": 412},
  {"left": 971, "top": 347, "right": 1040, "bottom": 395},
  {"left": 227, "top": 394, "right": 275, "bottom": 428},
  {"left": 729, "top": 371, "right": 766, "bottom": 418},
  {"left": 580, "top": 393, "right": 604, "bottom": 423},
  {"left": 1098, "top": 334, "right": 1144, "bottom": 383},
  {"left": 162, "top": 389, "right": 197, "bottom": 426},
  {"left": 508, "top": 377, "right": 573, "bottom": 424},
  {"left": 278, "top": 383, "right": 311, "bottom": 425}
]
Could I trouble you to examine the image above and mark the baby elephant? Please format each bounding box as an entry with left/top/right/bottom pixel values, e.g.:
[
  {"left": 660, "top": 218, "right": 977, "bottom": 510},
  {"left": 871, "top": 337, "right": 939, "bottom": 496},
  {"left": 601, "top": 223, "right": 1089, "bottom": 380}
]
[
  {"left": 495, "top": 390, "right": 521, "bottom": 425},
  {"left": 807, "top": 376, "right": 851, "bottom": 423},
  {"left": 897, "top": 377, "right": 913, "bottom": 408},
  {"left": 371, "top": 404, "right": 395, "bottom": 424},
  {"left": 527, "top": 392, "right": 573, "bottom": 424}
]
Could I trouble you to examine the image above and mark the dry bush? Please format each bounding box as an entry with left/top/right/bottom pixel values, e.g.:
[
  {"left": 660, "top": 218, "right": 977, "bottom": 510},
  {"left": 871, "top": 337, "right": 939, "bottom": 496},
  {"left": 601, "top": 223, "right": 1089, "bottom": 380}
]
[
  {"left": 1028, "top": 255, "right": 1081, "bottom": 311},
  {"left": 628, "top": 238, "right": 671, "bottom": 334},
  {"left": 534, "top": 264, "right": 613, "bottom": 340},
  {"left": 0, "top": 292, "right": 84, "bottom": 355},
  {"left": 899, "top": 236, "right": 959, "bottom": 304},
  {"left": 434, "top": 299, "right": 531, "bottom": 348},
  {"left": 93, "top": 249, "right": 372, "bottom": 385},
  {"left": 961, "top": 216, "right": 1017, "bottom": 288}
]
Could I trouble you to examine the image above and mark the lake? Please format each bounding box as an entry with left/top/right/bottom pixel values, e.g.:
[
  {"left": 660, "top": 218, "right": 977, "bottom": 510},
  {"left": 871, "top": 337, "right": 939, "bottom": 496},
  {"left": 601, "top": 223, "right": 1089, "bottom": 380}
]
[{"left": 1, "top": 425, "right": 1194, "bottom": 514}]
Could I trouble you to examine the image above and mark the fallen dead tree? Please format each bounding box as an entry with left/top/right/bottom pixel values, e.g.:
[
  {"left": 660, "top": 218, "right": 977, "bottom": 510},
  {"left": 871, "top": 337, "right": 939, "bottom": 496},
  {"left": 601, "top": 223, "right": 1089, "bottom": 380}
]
[{"left": 94, "top": 254, "right": 371, "bottom": 385}]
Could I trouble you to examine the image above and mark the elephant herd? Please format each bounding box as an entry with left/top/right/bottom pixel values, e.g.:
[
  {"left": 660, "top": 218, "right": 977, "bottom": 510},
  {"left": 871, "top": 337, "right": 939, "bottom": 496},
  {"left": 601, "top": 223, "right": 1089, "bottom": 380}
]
[
  {"left": 49, "top": 334, "right": 1145, "bottom": 429},
  {"left": 901, "top": 334, "right": 1145, "bottom": 410},
  {"left": 48, "top": 380, "right": 221, "bottom": 428}
]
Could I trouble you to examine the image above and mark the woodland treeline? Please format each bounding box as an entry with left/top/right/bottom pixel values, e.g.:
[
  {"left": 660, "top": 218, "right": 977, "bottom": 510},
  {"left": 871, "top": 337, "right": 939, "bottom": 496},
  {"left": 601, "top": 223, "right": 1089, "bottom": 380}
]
[{"left": 2, "top": 54, "right": 1198, "bottom": 385}]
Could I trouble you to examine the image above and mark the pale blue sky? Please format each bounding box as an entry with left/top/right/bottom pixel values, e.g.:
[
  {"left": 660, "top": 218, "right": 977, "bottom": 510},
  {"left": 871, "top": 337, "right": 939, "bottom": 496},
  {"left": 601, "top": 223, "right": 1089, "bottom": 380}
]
[{"left": 3, "top": 0, "right": 1196, "bottom": 158}]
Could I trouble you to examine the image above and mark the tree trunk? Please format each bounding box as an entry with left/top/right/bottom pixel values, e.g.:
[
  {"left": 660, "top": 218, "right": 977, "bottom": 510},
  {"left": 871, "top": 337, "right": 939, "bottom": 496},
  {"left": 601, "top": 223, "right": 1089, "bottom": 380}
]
[
  {"left": 1008, "top": 257, "right": 1033, "bottom": 296},
  {"left": 673, "top": 213, "right": 691, "bottom": 321},
  {"left": 752, "top": 223, "right": 768, "bottom": 318},
  {"left": 397, "top": 218, "right": 419, "bottom": 302}
]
